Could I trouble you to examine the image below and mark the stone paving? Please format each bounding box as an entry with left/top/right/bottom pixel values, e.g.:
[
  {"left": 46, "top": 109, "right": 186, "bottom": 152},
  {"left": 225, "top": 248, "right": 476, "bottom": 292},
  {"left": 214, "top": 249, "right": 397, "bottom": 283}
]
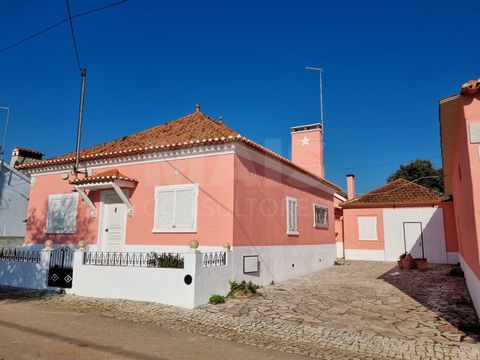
[{"left": 0, "top": 261, "right": 479, "bottom": 359}]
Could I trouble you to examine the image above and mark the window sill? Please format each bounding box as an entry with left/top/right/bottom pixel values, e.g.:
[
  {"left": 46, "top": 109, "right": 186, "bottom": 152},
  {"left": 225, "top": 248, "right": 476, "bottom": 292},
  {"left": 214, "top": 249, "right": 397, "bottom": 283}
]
[
  {"left": 152, "top": 229, "right": 197, "bottom": 234},
  {"left": 359, "top": 238, "right": 378, "bottom": 241},
  {"left": 45, "top": 230, "right": 76, "bottom": 234},
  {"left": 314, "top": 225, "right": 329, "bottom": 229},
  {"left": 287, "top": 231, "right": 299, "bottom": 236}
]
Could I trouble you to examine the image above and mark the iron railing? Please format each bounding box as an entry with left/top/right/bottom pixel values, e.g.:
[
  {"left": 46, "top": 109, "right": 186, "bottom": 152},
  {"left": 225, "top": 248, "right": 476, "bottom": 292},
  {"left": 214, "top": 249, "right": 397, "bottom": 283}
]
[
  {"left": 82, "top": 251, "right": 184, "bottom": 268},
  {"left": 0, "top": 248, "right": 41, "bottom": 263},
  {"left": 202, "top": 252, "right": 227, "bottom": 267}
]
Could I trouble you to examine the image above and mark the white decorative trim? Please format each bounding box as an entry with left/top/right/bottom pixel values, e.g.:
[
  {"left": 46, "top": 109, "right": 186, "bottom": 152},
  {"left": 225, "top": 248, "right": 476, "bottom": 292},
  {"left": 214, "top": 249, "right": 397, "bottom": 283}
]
[
  {"left": 112, "top": 183, "right": 134, "bottom": 216},
  {"left": 75, "top": 187, "right": 96, "bottom": 218},
  {"left": 21, "top": 144, "right": 237, "bottom": 176},
  {"left": 344, "top": 249, "right": 385, "bottom": 261},
  {"left": 20, "top": 141, "right": 339, "bottom": 195},
  {"left": 286, "top": 196, "right": 298, "bottom": 235}
]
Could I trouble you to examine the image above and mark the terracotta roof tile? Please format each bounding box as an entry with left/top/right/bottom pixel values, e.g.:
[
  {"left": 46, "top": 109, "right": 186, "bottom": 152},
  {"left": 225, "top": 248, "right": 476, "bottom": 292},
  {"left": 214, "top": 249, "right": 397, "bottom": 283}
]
[
  {"left": 69, "top": 169, "right": 138, "bottom": 185},
  {"left": 17, "top": 110, "right": 340, "bottom": 191},
  {"left": 341, "top": 178, "right": 442, "bottom": 208}
]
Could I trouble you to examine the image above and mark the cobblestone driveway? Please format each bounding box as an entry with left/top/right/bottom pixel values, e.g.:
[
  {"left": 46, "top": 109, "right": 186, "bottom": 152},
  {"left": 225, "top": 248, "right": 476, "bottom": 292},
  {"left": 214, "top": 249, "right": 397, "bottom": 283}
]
[{"left": 1, "top": 261, "right": 479, "bottom": 359}]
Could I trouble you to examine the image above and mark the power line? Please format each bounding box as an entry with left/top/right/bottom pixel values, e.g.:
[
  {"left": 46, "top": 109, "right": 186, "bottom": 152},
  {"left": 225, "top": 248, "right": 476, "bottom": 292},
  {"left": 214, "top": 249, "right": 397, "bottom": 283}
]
[
  {"left": 65, "top": 0, "right": 82, "bottom": 71},
  {"left": 0, "top": 0, "right": 127, "bottom": 54},
  {"left": 326, "top": 155, "right": 441, "bottom": 172}
]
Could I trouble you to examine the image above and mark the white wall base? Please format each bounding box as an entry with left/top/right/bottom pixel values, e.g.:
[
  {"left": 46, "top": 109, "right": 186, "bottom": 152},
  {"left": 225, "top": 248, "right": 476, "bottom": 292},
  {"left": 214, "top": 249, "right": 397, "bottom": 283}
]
[
  {"left": 447, "top": 252, "right": 459, "bottom": 264},
  {"left": 230, "top": 244, "right": 336, "bottom": 286},
  {"left": 459, "top": 254, "right": 480, "bottom": 316},
  {"left": 344, "top": 249, "right": 385, "bottom": 261},
  {"left": 336, "top": 242, "right": 344, "bottom": 258}
]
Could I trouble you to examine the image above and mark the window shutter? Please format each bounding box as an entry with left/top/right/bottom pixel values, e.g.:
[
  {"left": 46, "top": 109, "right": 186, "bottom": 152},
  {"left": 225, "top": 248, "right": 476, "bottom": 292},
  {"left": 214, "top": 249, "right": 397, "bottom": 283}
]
[
  {"left": 286, "top": 197, "right": 298, "bottom": 234},
  {"left": 46, "top": 194, "right": 78, "bottom": 233},
  {"left": 47, "top": 197, "right": 63, "bottom": 231},
  {"left": 358, "top": 217, "right": 377, "bottom": 240},
  {"left": 175, "top": 188, "right": 195, "bottom": 230},
  {"left": 62, "top": 195, "right": 78, "bottom": 232},
  {"left": 155, "top": 190, "right": 175, "bottom": 230}
]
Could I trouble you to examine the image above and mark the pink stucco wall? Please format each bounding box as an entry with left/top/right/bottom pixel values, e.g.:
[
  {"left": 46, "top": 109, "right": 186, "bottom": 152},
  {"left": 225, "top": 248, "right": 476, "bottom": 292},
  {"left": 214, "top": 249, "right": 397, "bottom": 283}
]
[
  {"left": 450, "top": 95, "right": 480, "bottom": 276},
  {"left": 232, "top": 154, "right": 335, "bottom": 246},
  {"left": 439, "top": 202, "right": 458, "bottom": 253},
  {"left": 26, "top": 154, "right": 235, "bottom": 247},
  {"left": 25, "top": 152, "right": 337, "bottom": 249},
  {"left": 291, "top": 127, "right": 324, "bottom": 178},
  {"left": 343, "top": 208, "right": 385, "bottom": 250},
  {"left": 334, "top": 197, "right": 344, "bottom": 243}
]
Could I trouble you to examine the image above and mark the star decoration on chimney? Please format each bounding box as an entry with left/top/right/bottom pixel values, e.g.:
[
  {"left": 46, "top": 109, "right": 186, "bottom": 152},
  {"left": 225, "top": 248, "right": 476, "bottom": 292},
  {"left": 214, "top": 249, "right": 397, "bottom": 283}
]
[{"left": 301, "top": 136, "right": 310, "bottom": 146}]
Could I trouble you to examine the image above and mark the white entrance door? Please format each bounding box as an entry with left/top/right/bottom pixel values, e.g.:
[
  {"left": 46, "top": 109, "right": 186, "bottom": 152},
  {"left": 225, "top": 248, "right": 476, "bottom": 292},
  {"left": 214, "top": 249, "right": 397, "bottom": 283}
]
[
  {"left": 403, "top": 222, "right": 424, "bottom": 258},
  {"left": 100, "top": 192, "right": 127, "bottom": 252}
]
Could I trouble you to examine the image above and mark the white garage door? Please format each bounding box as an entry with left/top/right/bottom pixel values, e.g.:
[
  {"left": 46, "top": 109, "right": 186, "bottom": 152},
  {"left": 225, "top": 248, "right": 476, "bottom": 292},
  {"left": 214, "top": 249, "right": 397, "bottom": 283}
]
[{"left": 383, "top": 208, "right": 447, "bottom": 263}]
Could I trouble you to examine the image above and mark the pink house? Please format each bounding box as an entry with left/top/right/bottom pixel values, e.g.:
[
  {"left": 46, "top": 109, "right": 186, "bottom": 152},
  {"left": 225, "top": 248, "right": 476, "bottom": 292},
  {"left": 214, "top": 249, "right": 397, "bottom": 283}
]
[
  {"left": 340, "top": 177, "right": 458, "bottom": 263},
  {"left": 439, "top": 79, "right": 480, "bottom": 314},
  {"left": 17, "top": 108, "right": 340, "bottom": 286}
]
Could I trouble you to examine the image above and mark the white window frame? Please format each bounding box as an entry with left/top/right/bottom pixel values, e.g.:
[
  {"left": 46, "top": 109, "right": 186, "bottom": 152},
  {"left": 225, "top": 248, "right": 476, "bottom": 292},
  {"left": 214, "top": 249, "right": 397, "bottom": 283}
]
[
  {"left": 152, "top": 183, "right": 199, "bottom": 233},
  {"left": 313, "top": 204, "right": 328, "bottom": 229},
  {"left": 45, "top": 193, "right": 78, "bottom": 234},
  {"left": 357, "top": 216, "right": 378, "bottom": 241},
  {"left": 286, "top": 196, "right": 299, "bottom": 235}
]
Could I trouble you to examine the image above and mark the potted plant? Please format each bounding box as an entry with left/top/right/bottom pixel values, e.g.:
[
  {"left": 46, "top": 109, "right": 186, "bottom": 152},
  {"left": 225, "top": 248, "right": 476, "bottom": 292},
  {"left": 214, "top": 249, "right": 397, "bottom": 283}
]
[
  {"left": 398, "top": 253, "right": 406, "bottom": 269},
  {"left": 401, "top": 253, "right": 413, "bottom": 270},
  {"left": 414, "top": 258, "right": 428, "bottom": 270}
]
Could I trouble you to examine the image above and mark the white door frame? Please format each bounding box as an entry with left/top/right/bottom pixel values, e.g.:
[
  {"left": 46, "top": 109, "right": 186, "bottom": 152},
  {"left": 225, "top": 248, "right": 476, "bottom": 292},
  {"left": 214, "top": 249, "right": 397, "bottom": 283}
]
[{"left": 97, "top": 190, "right": 129, "bottom": 252}]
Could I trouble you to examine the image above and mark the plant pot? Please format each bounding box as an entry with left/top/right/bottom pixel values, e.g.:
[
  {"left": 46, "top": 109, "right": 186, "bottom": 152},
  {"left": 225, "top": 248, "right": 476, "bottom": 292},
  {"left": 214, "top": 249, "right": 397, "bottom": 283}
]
[
  {"left": 397, "top": 260, "right": 404, "bottom": 269},
  {"left": 402, "top": 255, "right": 413, "bottom": 270},
  {"left": 415, "top": 258, "right": 428, "bottom": 270}
]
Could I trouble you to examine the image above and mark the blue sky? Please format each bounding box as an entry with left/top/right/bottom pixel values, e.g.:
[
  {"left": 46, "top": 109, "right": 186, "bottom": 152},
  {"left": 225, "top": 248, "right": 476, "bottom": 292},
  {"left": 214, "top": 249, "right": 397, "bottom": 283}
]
[{"left": 0, "top": 0, "right": 478, "bottom": 193}]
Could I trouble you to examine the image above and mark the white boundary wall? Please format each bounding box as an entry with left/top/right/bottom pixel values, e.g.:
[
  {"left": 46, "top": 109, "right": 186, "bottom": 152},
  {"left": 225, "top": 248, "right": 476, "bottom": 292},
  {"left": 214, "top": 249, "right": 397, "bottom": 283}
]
[
  {"left": 459, "top": 254, "right": 480, "bottom": 316},
  {"left": 69, "top": 251, "right": 232, "bottom": 309},
  {"left": 230, "top": 244, "right": 335, "bottom": 285},
  {"left": 0, "top": 245, "right": 336, "bottom": 308},
  {"left": 0, "top": 252, "right": 50, "bottom": 289}
]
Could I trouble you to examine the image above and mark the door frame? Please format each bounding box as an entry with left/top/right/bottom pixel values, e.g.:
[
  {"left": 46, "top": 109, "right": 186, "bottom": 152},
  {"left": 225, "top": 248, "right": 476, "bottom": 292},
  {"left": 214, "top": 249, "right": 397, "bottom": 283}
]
[
  {"left": 98, "top": 190, "right": 129, "bottom": 252},
  {"left": 402, "top": 221, "right": 424, "bottom": 258}
]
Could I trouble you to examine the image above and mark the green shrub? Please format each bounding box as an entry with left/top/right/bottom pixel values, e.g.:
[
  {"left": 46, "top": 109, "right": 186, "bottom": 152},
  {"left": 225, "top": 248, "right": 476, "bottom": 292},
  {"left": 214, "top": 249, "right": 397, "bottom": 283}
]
[
  {"left": 209, "top": 294, "right": 225, "bottom": 304},
  {"left": 228, "top": 280, "right": 261, "bottom": 298}
]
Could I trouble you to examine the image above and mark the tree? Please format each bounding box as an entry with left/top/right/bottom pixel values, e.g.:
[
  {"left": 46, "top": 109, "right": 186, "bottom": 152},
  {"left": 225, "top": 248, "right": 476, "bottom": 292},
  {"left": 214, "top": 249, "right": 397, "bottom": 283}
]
[{"left": 387, "top": 159, "right": 444, "bottom": 194}]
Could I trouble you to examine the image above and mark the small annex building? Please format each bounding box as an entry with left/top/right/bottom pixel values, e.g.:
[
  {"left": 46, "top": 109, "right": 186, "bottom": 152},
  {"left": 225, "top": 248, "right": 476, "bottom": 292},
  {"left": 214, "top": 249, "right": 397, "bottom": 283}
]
[{"left": 340, "top": 178, "right": 458, "bottom": 264}]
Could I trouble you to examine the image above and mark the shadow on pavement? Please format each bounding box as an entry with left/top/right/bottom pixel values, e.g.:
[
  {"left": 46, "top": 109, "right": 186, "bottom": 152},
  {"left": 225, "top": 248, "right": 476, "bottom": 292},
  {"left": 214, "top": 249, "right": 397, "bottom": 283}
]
[{"left": 378, "top": 263, "right": 480, "bottom": 341}]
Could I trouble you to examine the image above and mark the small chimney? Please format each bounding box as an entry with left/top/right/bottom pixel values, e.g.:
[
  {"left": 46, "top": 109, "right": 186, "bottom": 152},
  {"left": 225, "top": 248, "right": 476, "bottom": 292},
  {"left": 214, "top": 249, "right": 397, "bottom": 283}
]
[
  {"left": 10, "top": 147, "right": 44, "bottom": 167},
  {"left": 347, "top": 174, "right": 356, "bottom": 200},
  {"left": 291, "top": 123, "right": 324, "bottom": 178}
]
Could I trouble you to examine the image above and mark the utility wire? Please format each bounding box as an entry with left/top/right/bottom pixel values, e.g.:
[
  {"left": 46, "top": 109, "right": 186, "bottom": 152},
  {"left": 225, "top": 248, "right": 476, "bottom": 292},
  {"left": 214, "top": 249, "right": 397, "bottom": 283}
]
[
  {"left": 326, "top": 155, "right": 441, "bottom": 172},
  {"left": 0, "top": 0, "right": 127, "bottom": 54},
  {"left": 348, "top": 176, "right": 443, "bottom": 199},
  {"left": 65, "top": 0, "right": 82, "bottom": 71}
]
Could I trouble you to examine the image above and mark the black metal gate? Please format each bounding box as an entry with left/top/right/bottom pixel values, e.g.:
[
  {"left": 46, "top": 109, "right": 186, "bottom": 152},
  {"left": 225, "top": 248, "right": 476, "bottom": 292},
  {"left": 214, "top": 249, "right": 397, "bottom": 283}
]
[{"left": 48, "top": 246, "right": 74, "bottom": 288}]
